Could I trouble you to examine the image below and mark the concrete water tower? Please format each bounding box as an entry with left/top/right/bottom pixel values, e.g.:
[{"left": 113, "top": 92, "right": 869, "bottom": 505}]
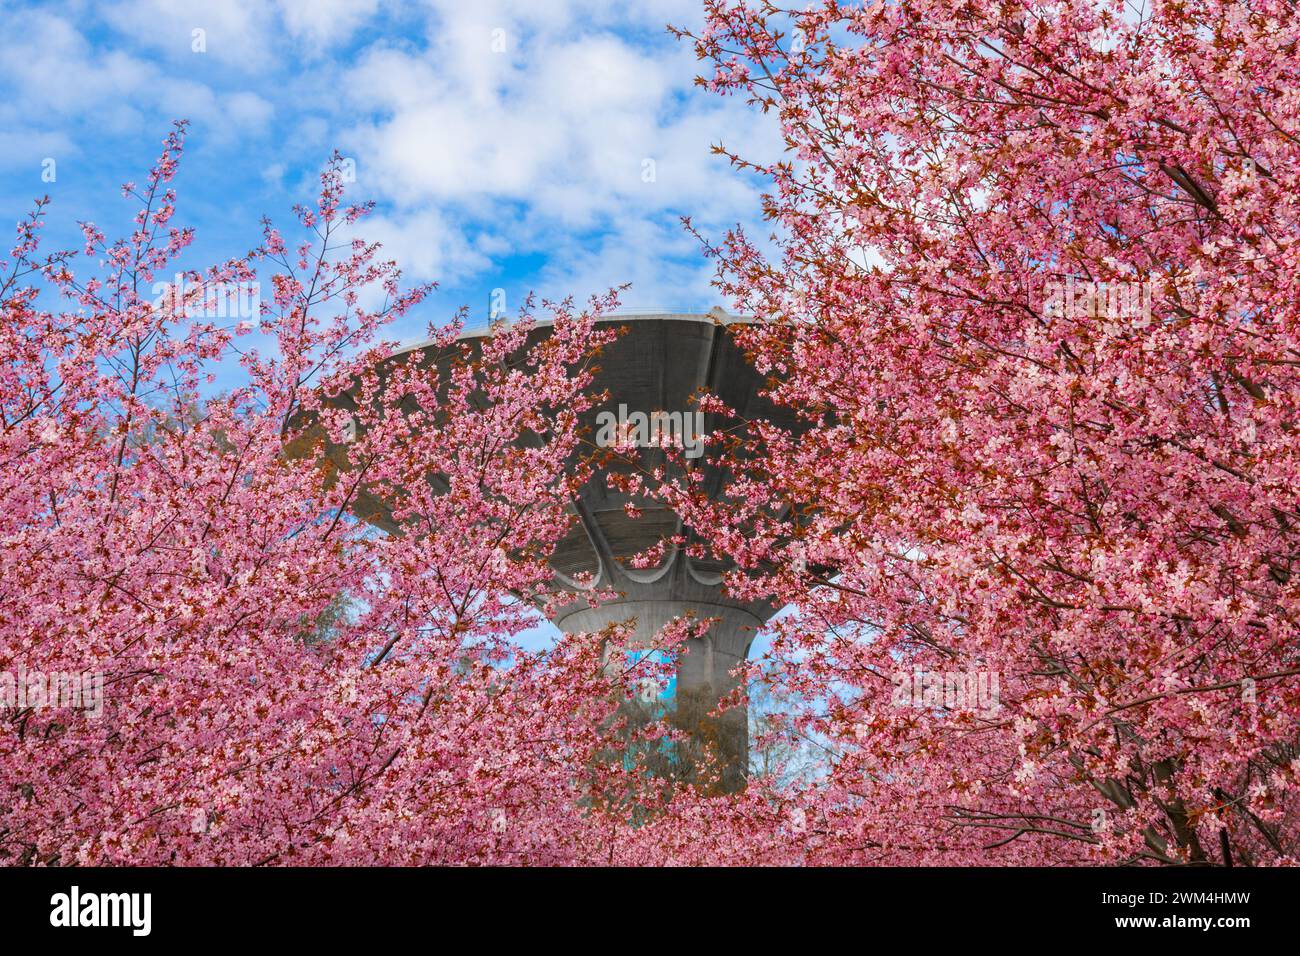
[{"left": 319, "top": 310, "right": 800, "bottom": 790}]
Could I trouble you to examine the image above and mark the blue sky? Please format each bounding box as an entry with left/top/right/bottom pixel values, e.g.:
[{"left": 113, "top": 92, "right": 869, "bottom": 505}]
[{"left": 0, "top": 0, "right": 783, "bottom": 349}]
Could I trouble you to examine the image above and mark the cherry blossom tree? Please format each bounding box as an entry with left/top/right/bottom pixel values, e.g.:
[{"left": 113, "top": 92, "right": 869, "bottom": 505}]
[
  {"left": 0, "top": 123, "right": 667, "bottom": 865},
  {"left": 655, "top": 0, "right": 1300, "bottom": 864}
]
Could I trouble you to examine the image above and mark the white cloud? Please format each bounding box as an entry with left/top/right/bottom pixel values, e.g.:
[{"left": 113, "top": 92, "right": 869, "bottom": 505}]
[
  {"left": 333, "top": 1, "right": 784, "bottom": 299},
  {"left": 0, "top": 6, "right": 279, "bottom": 146},
  {"left": 99, "top": 0, "right": 279, "bottom": 70},
  {"left": 278, "top": 0, "right": 382, "bottom": 51},
  {"left": 0, "top": 130, "right": 79, "bottom": 171},
  {"left": 351, "top": 207, "right": 500, "bottom": 292},
  {"left": 0, "top": 12, "right": 153, "bottom": 115}
]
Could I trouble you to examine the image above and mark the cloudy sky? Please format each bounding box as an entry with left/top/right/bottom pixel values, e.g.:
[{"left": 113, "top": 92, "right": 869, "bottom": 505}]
[{"left": 0, "top": 0, "right": 783, "bottom": 342}]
